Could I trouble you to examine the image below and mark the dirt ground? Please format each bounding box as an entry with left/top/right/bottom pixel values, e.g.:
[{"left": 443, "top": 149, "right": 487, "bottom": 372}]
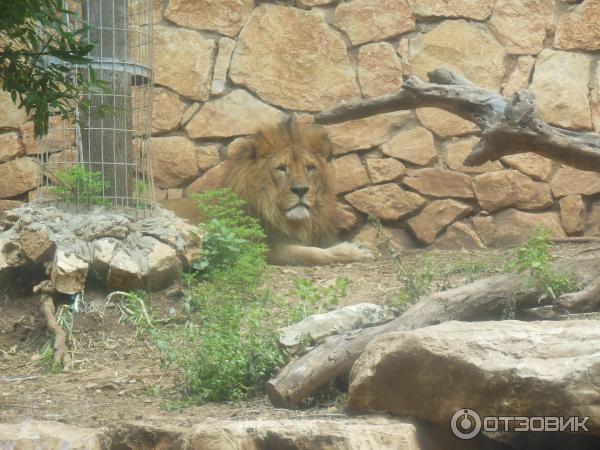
[{"left": 0, "top": 243, "right": 594, "bottom": 430}]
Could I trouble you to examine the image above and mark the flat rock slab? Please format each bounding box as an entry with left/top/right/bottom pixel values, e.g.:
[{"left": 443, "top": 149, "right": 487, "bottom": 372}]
[
  {"left": 0, "top": 421, "right": 107, "bottom": 450},
  {"left": 349, "top": 320, "right": 600, "bottom": 435}
]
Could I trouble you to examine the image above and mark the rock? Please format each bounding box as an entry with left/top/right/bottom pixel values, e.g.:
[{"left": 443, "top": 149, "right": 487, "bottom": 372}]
[
  {"left": 0, "top": 90, "right": 27, "bottom": 129},
  {"left": 336, "top": 202, "right": 360, "bottom": 232},
  {"left": 559, "top": 195, "right": 586, "bottom": 235},
  {"left": 185, "top": 162, "right": 229, "bottom": 195},
  {"left": 226, "top": 136, "right": 253, "bottom": 160},
  {"left": 381, "top": 127, "right": 437, "bottom": 167},
  {"left": 489, "top": 0, "right": 554, "bottom": 55},
  {"left": 0, "top": 238, "right": 27, "bottom": 269},
  {"left": 593, "top": 66, "right": 600, "bottom": 132},
  {"left": 0, "top": 421, "right": 105, "bottom": 450},
  {"left": 0, "top": 158, "right": 38, "bottom": 198},
  {"left": 181, "top": 102, "right": 201, "bottom": 127},
  {"left": 409, "top": 20, "right": 507, "bottom": 91},
  {"left": 550, "top": 166, "right": 600, "bottom": 198},
  {"left": 472, "top": 170, "right": 553, "bottom": 213},
  {"left": 151, "top": 87, "right": 187, "bottom": 134},
  {"left": 432, "top": 221, "right": 485, "bottom": 250},
  {"left": 51, "top": 249, "right": 89, "bottom": 294},
  {"left": 555, "top": 0, "right": 600, "bottom": 51},
  {"left": 402, "top": 169, "right": 474, "bottom": 199},
  {"left": 211, "top": 37, "right": 236, "bottom": 96},
  {"left": 345, "top": 184, "right": 425, "bottom": 221},
  {"left": 0, "top": 132, "right": 24, "bottom": 163},
  {"left": 332, "top": 154, "right": 370, "bottom": 194},
  {"left": 280, "top": 303, "right": 395, "bottom": 351},
  {"left": 500, "top": 152, "right": 554, "bottom": 181},
  {"left": 586, "top": 201, "right": 600, "bottom": 236},
  {"left": 185, "top": 90, "right": 285, "bottom": 139},
  {"left": 348, "top": 320, "right": 600, "bottom": 436},
  {"left": 0, "top": 200, "right": 23, "bottom": 213},
  {"left": 188, "top": 418, "right": 420, "bottom": 450},
  {"left": 143, "top": 237, "right": 182, "bottom": 290},
  {"left": 366, "top": 158, "right": 406, "bottom": 184},
  {"left": 325, "top": 112, "right": 412, "bottom": 155},
  {"left": 333, "top": 0, "right": 415, "bottom": 46},
  {"left": 196, "top": 145, "right": 221, "bottom": 171},
  {"left": 150, "top": 137, "right": 200, "bottom": 189},
  {"left": 415, "top": 108, "right": 479, "bottom": 138},
  {"left": 357, "top": 42, "right": 403, "bottom": 98},
  {"left": 443, "top": 137, "right": 502, "bottom": 174},
  {"left": 407, "top": 0, "right": 494, "bottom": 20},
  {"left": 472, "top": 209, "right": 565, "bottom": 247},
  {"left": 20, "top": 117, "right": 75, "bottom": 156},
  {"left": 20, "top": 226, "right": 55, "bottom": 263},
  {"left": 75, "top": 216, "right": 129, "bottom": 241},
  {"left": 164, "top": 0, "right": 252, "bottom": 37},
  {"left": 92, "top": 238, "right": 119, "bottom": 280},
  {"left": 107, "top": 248, "right": 142, "bottom": 291},
  {"left": 407, "top": 200, "right": 473, "bottom": 245},
  {"left": 230, "top": 4, "right": 360, "bottom": 111},
  {"left": 354, "top": 224, "right": 415, "bottom": 254},
  {"left": 154, "top": 25, "right": 215, "bottom": 101},
  {"left": 503, "top": 56, "right": 535, "bottom": 97},
  {"left": 298, "top": 0, "right": 332, "bottom": 5},
  {"left": 530, "top": 49, "right": 592, "bottom": 130}
]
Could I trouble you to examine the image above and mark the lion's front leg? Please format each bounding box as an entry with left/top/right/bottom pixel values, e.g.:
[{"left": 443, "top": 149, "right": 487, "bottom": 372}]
[{"left": 269, "top": 242, "right": 373, "bottom": 266}]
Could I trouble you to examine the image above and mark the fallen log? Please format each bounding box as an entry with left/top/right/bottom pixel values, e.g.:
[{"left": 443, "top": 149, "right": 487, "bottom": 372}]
[
  {"left": 315, "top": 67, "right": 600, "bottom": 172},
  {"left": 266, "top": 255, "right": 600, "bottom": 408}
]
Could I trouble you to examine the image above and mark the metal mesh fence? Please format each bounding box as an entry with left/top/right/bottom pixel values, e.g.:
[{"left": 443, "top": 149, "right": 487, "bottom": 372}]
[{"left": 36, "top": 0, "right": 155, "bottom": 215}]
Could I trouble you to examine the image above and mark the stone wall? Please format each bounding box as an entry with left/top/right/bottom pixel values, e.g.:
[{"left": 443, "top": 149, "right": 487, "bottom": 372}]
[{"left": 1, "top": 0, "right": 600, "bottom": 249}]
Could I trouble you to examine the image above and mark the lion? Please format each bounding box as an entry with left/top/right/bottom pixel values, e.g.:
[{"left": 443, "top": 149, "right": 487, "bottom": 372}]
[{"left": 225, "top": 118, "right": 372, "bottom": 266}]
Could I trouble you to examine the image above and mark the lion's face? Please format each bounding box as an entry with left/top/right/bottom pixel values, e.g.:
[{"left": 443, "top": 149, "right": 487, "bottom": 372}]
[{"left": 226, "top": 119, "right": 338, "bottom": 246}]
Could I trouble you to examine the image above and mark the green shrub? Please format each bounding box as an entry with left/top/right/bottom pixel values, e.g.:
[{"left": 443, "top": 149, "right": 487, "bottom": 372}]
[
  {"left": 506, "top": 227, "right": 579, "bottom": 300},
  {"left": 287, "top": 277, "right": 349, "bottom": 325},
  {"left": 52, "top": 165, "right": 108, "bottom": 205}
]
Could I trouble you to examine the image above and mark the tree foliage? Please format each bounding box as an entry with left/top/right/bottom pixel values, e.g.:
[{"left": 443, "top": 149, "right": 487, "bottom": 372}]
[{"left": 0, "top": 0, "right": 100, "bottom": 138}]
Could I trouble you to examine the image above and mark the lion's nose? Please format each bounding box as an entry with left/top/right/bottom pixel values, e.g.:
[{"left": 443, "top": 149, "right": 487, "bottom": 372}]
[{"left": 291, "top": 186, "right": 309, "bottom": 198}]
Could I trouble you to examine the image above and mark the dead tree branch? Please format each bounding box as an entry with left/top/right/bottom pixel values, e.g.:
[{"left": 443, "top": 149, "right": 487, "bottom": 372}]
[{"left": 315, "top": 67, "right": 600, "bottom": 172}]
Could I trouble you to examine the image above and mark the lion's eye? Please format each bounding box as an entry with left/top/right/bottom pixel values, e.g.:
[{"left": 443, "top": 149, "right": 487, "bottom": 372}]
[
  {"left": 276, "top": 165, "right": 287, "bottom": 174},
  {"left": 307, "top": 165, "right": 317, "bottom": 175}
]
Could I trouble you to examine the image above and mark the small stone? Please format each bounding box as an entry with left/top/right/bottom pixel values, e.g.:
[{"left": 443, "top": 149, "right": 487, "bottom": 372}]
[
  {"left": 150, "top": 137, "right": 200, "bottom": 189},
  {"left": 211, "top": 38, "right": 236, "bottom": 96},
  {"left": 402, "top": 169, "right": 474, "bottom": 199},
  {"left": 432, "top": 221, "right": 485, "bottom": 250},
  {"left": 559, "top": 195, "right": 586, "bottom": 236},
  {"left": 472, "top": 170, "right": 553, "bottom": 213},
  {"left": 107, "top": 249, "right": 142, "bottom": 291},
  {"left": 0, "top": 158, "right": 38, "bottom": 198},
  {"left": 409, "top": 20, "right": 507, "bottom": 91},
  {"left": 357, "top": 42, "right": 403, "bottom": 98},
  {"left": 416, "top": 108, "right": 479, "bottom": 138},
  {"left": 92, "top": 238, "right": 119, "bottom": 280},
  {"left": 20, "top": 226, "right": 55, "bottom": 263},
  {"left": 489, "top": 0, "right": 554, "bottom": 55},
  {"left": 500, "top": 153, "right": 554, "bottom": 181},
  {"left": 0, "top": 132, "right": 24, "bottom": 163},
  {"left": 185, "top": 162, "right": 229, "bottom": 195},
  {"left": 196, "top": 145, "right": 221, "bottom": 172},
  {"left": 503, "top": 56, "right": 535, "bottom": 97},
  {"left": 550, "top": 166, "right": 600, "bottom": 198},
  {"left": 407, "top": 0, "right": 494, "bottom": 20},
  {"left": 325, "top": 111, "right": 412, "bottom": 155},
  {"left": 164, "top": 0, "right": 253, "bottom": 37},
  {"left": 144, "top": 237, "right": 182, "bottom": 290},
  {"left": 185, "top": 90, "right": 285, "bottom": 139},
  {"left": 230, "top": 4, "right": 360, "bottom": 111},
  {"left": 443, "top": 137, "right": 502, "bottom": 174},
  {"left": 332, "top": 154, "right": 370, "bottom": 194},
  {"left": 407, "top": 200, "right": 473, "bottom": 245},
  {"left": 366, "top": 158, "right": 406, "bottom": 184},
  {"left": 154, "top": 26, "right": 215, "bottom": 101},
  {"left": 353, "top": 224, "right": 415, "bottom": 254},
  {"left": 333, "top": 0, "right": 415, "bottom": 46},
  {"left": 345, "top": 184, "right": 426, "bottom": 221},
  {"left": 151, "top": 88, "right": 187, "bottom": 134},
  {"left": 381, "top": 127, "right": 437, "bottom": 167},
  {"left": 51, "top": 249, "right": 89, "bottom": 294},
  {"left": 554, "top": 0, "right": 600, "bottom": 51},
  {"left": 530, "top": 49, "right": 592, "bottom": 130}
]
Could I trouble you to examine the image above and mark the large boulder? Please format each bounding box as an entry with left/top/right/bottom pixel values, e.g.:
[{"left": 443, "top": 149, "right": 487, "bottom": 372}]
[
  {"left": 0, "top": 421, "right": 106, "bottom": 450},
  {"left": 0, "top": 158, "right": 38, "bottom": 198},
  {"left": 332, "top": 154, "right": 370, "bottom": 194},
  {"left": 0, "top": 90, "right": 27, "bottom": 129},
  {"left": 346, "top": 184, "right": 426, "bottom": 221},
  {"left": 416, "top": 108, "right": 479, "bottom": 138},
  {"left": 402, "top": 169, "right": 474, "bottom": 199},
  {"left": 150, "top": 87, "right": 187, "bottom": 134},
  {"left": 164, "top": 0, "right": 253, "bottom": 37},
  {"left": 366, "top": 158, "right": 407, "bottom": 184},
  {"left": 349, "top": 320, "right": 600, "bottom": 436},
  {"left": 554, "top": 0, "right": 600, "bottom": 51},
  {"left": 559, "top": 195, "right": 586, "bottom": 236},
  {"left": 150, "top": 137, "right": 200, "bottom": 189},
  {"left": 381, "top": 127, "right": 437, "bottom": 167},
  {"left": 500, "top": 152, "right": 554, "bottom": 181},
  {"left": 0, "top": 132, "right": 25, "bottom": 163},
  {"left": 443, "top": 138, "right": 502, "bottom": 174},
  {"left": 550, "top": 165, "right": 600, "bottom": 198},
  {"left": 230, "top": 4, "right": 360, "bottom": 111},
  {"left": 407, "top": 200, "right": 472, "bottom": 245},
  {"left": 357, "top": 42, "right": 403, "bottom": 98}
]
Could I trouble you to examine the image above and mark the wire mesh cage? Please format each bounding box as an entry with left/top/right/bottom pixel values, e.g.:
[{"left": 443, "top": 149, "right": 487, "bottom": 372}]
[{"left": 36, "top": 0, "right": 155, "bottom": 215}]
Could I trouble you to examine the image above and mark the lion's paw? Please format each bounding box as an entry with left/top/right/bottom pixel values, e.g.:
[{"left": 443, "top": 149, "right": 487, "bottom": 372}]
[{"left": 329, "top": 242, "right": 375, "bottom": 263}]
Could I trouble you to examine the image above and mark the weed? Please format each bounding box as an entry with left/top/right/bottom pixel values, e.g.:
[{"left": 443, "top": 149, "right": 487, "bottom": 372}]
[
  {"left": 391, "top": 255, "right": 435, "bottom": 312},
  {"left": 52, "top": 165, "right": 108, "bottom": 205},
  {"left": 287, "top": 277, "right": 349, "bottom": 324},
  {"left": 506, "top": 227, "right": 580, "bottom": 301}
]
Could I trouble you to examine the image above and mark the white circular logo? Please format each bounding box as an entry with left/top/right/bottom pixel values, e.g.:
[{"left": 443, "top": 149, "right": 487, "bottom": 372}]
[{"left": 451, "top": 408, "right": 482, "bottom": 440}]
